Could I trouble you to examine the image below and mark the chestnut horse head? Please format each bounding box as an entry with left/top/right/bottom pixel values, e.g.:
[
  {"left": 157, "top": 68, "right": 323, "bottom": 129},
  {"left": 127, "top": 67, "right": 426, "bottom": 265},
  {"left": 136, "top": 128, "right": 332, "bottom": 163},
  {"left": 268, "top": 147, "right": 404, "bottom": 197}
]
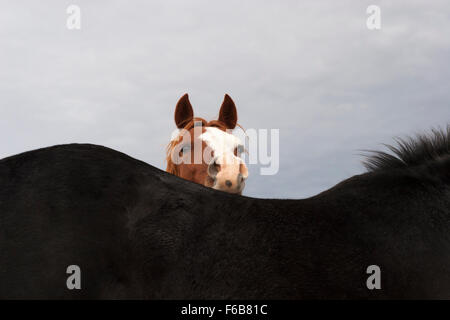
[{"left": 166, "top": 94, "right": 248, "bottom": 194}]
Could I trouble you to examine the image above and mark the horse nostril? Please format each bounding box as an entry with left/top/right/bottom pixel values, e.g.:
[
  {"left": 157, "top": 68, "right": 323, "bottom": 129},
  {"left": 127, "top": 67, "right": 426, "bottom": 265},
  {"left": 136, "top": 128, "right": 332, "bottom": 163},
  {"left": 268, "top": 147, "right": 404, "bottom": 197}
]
[
  {"left": 225, "top": 180, "right": 232, "bottom": 187},
  {"left": 208, "top": 157, "right": 220, "bottom": 178}
]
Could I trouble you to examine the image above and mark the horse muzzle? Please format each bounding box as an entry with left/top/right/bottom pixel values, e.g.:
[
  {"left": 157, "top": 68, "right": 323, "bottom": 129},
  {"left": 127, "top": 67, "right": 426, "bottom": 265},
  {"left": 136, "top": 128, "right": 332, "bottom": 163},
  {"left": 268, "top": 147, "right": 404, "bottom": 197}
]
[{"left": 207, "top": 156, "right": 248, "bottom": 194}]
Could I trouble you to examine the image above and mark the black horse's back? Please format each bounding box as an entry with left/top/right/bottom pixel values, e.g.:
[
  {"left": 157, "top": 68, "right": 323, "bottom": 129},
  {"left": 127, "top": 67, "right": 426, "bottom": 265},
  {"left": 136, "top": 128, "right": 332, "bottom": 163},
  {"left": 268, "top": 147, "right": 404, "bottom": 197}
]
[
  {"left": 0, "top": 144, "right": 154, "bottom": 298},
  {"left": 1, "top": 132, "right": 450, "bottom": 299},
  {"left": 0, "top": 144, "right": 249, "bottom": 298}
]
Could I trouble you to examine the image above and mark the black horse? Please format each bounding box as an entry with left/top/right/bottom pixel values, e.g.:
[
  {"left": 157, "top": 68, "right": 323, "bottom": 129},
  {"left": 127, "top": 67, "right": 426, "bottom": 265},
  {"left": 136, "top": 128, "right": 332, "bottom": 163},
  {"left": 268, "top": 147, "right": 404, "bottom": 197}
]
[{"left": 0, "top": 127, "right": 449, "bottom": 299}]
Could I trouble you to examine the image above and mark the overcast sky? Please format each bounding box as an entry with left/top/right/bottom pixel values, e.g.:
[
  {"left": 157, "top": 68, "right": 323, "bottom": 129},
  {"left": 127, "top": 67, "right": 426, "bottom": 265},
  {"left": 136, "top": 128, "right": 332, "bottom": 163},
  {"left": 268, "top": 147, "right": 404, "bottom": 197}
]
[{"left": 1, "top": 1, "right": 449, "bottom": 198}]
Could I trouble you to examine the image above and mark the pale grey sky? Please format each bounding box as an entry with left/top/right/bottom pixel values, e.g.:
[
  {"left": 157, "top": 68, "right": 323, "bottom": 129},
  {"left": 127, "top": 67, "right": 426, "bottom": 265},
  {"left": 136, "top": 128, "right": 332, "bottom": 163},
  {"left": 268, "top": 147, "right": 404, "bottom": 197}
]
[{"left": 1, "top": 1, "right": 449, "bottom": 198}]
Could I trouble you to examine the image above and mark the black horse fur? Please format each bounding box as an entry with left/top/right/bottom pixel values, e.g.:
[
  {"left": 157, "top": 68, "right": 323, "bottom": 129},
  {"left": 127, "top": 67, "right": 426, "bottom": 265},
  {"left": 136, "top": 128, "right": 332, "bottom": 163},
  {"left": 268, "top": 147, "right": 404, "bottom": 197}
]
[{"left": 0, "top": 126, "right": 449, "bottom": 299}]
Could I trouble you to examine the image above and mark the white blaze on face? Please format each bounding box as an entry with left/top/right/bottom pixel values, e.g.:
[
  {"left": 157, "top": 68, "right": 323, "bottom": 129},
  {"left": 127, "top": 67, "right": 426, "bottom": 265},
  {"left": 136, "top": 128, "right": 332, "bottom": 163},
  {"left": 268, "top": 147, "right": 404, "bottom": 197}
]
[{"left": 200, "top": 127, "right": 242, "bottom": 165}]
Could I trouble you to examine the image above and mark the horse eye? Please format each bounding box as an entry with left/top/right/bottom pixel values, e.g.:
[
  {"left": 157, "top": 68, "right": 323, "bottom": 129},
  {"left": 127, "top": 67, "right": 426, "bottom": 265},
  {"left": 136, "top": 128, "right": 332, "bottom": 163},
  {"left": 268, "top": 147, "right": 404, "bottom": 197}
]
[
  {"left": 180, "top": 144, "right": 191, "bottom": 153},
  {"left": 235, "top": 145, "right": 244, "bottom": 156}
]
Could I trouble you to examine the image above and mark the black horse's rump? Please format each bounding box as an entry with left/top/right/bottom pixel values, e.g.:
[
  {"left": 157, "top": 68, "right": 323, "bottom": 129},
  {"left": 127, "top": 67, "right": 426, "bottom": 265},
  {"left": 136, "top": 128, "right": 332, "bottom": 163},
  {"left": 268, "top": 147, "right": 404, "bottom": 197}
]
[{"left": 0, "top": 128, "right": 450, "bottom": 299}]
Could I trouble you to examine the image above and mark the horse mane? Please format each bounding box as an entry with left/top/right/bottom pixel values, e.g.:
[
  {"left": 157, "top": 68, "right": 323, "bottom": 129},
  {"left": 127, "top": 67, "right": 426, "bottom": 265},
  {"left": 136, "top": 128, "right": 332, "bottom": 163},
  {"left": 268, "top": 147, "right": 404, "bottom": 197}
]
[
  {"left": 165, "top": 117, "right": 244, "bottom": 175},
  {"left": 363, "top": 125, "right": 450, "bottom": 172}
]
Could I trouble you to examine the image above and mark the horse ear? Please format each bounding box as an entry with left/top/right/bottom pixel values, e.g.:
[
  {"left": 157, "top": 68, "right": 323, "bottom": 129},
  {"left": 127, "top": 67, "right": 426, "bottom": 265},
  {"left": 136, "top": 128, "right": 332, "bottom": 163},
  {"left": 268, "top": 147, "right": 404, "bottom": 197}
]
[
  {"left": 218, "top": 94, "right": 237, "bottom": 129},
  {"left": 174, "top": 93, "right": 194, "bottom": 128}
]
